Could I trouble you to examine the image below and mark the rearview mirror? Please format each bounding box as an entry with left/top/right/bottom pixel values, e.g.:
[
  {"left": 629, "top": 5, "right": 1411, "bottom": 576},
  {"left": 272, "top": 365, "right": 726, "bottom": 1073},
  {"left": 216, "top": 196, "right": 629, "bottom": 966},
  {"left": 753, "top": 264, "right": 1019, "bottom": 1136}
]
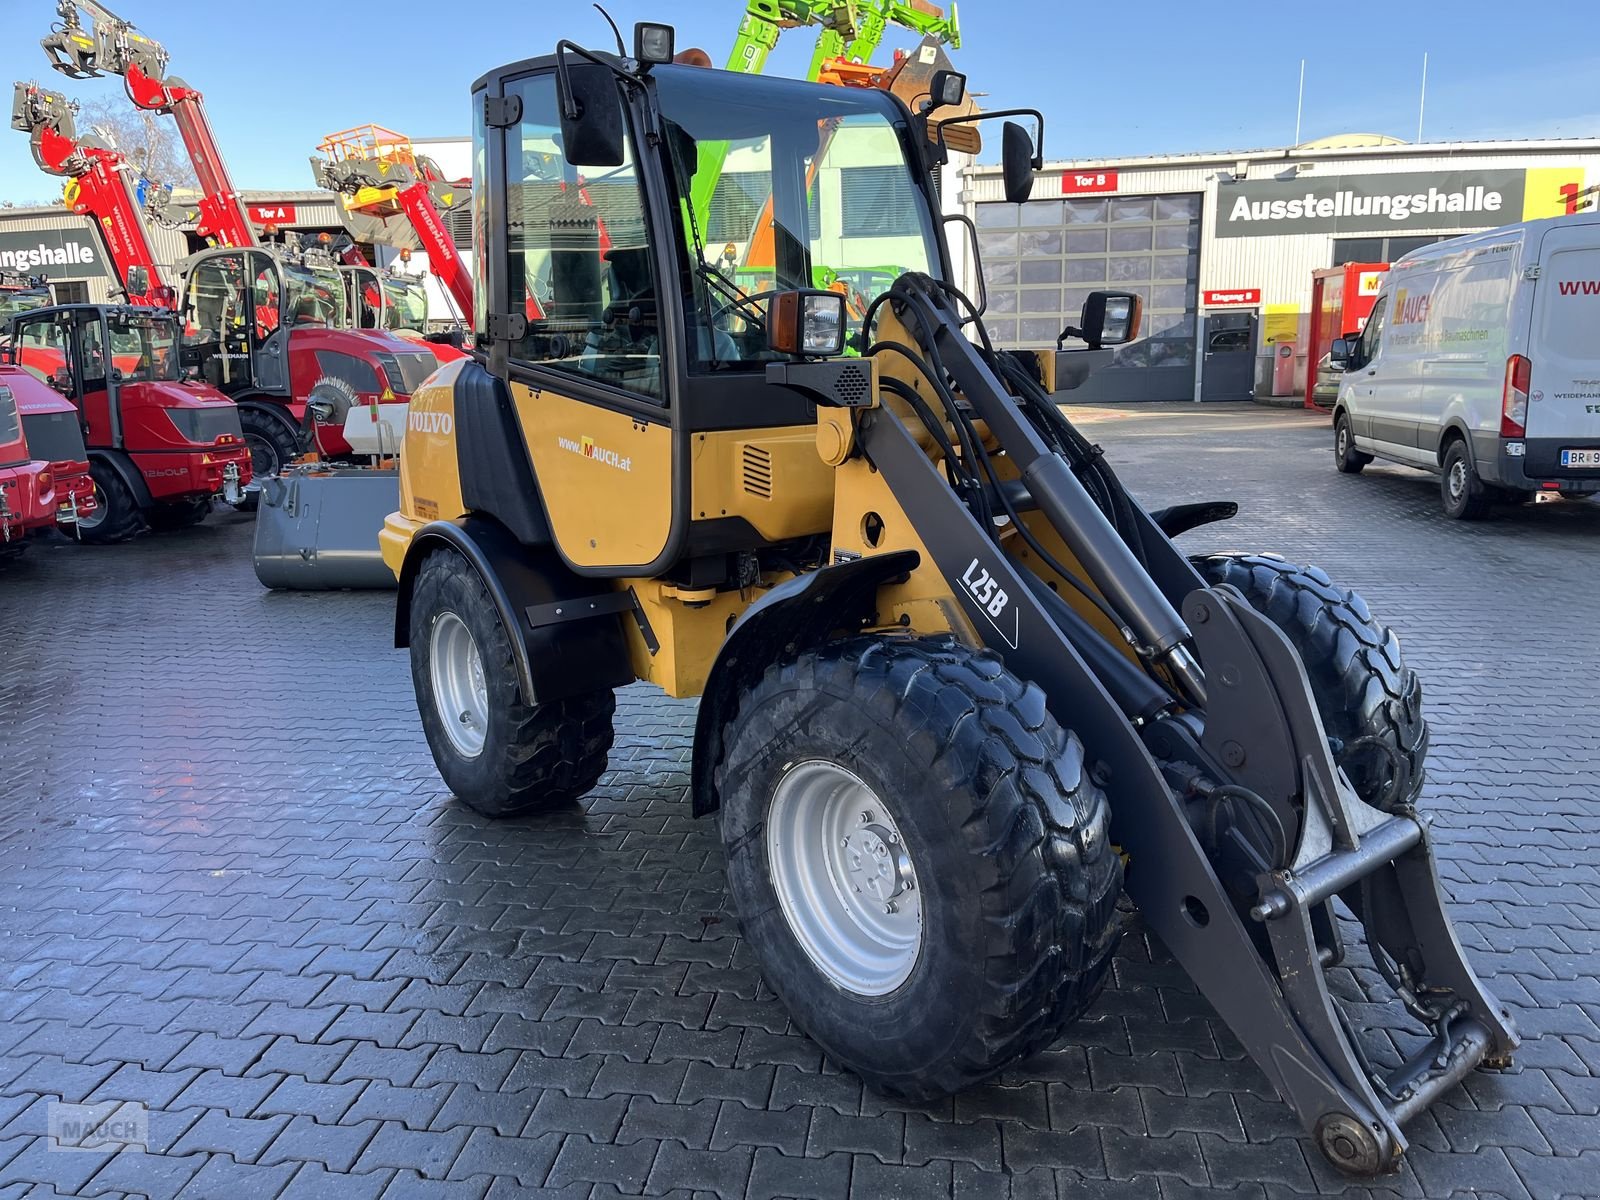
[
  {"left": 1001, "top": 121, "right": 1036, "bottom": 205},
  {"left": 125, "top": 265, "right": 149, "bottom": 298},
  {"left": 1330, "top": 337, "right": 1356, "bottom": 366},
  {"left": 558, "top": 61, "right": 625, "bottom": 167},
  {"left": 767, "top": 290, "right": 845, "bottom": 358},
  {"left": 1074, "top": 291, "right": 1142, "bottom": 349}
]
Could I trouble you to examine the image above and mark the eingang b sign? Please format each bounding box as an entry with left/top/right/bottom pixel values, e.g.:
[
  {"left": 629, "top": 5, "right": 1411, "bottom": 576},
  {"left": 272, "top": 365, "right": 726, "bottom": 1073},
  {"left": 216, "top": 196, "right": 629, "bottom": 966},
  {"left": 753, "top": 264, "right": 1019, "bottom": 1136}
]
[{"left": 1214, "top": 169, "right": 1526, "bottom": 238}]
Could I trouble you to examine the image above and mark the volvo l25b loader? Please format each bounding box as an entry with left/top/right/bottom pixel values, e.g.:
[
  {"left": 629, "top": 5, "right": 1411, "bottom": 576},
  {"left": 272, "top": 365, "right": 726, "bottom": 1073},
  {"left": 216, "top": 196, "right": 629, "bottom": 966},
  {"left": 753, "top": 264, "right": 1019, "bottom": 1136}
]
[{"left": 381, "top": 27, "right": 1517, "bottom": 1177}]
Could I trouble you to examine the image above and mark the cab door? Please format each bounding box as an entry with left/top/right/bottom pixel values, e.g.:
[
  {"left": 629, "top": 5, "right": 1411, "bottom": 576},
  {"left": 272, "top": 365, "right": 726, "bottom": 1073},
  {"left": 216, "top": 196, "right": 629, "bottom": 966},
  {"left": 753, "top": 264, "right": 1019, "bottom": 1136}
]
[
  {"left": 246, "top": 251, "right": 290, "bottom": 394},
  {"left": 1525, "top": 222, "right": 1600, "bottom": 470},
  {"left": 184, "top": 253, "right": 256, "bottom": 394},
  {"left": 1346, "top": 293, "right": 1389, "bottom": 450}
]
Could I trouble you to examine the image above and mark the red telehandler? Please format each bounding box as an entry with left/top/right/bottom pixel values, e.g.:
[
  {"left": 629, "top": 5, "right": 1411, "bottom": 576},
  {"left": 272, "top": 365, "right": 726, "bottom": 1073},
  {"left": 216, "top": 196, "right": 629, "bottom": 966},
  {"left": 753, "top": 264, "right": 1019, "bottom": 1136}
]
[
  {"left": 0, "top": 272, "right": 96, "bottom": 553},
  {"left": 0, "top": 360, "right": 95, "bottom": 558},
  {"left": 33, "top": 3, "right": 442, "bottom": 479},
  {"left": 5, "top": 302, "right": 250, "bottom": 542}
]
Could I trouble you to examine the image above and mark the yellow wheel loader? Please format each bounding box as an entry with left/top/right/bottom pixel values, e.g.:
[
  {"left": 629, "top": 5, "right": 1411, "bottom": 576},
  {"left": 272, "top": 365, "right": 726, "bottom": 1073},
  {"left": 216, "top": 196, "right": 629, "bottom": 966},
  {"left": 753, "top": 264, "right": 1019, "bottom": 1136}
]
[{"left": 381, "top": 25, "right": 1517, "bottom": 1176}]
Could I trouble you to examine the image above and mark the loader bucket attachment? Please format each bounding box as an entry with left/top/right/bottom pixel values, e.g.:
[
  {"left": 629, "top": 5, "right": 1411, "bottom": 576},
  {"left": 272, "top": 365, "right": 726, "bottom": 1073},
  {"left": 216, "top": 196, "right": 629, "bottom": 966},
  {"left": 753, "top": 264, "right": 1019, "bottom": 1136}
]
[
  {"left": 858, "top": 274, "right": 1517, "bottom": 1175},
  {"left": 251, "top": 465, "right": 398, "bottom": 590}
]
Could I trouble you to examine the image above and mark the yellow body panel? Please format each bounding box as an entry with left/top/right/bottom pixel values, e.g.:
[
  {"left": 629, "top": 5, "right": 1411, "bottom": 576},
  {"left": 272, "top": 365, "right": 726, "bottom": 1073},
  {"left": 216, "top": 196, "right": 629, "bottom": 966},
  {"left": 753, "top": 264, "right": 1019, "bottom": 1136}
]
[
  {"left": 689, "top": 428, "right": 833, "bottom": 541},
  {"left": 511, "top": 382, "right": 674, "bottom": 569}
]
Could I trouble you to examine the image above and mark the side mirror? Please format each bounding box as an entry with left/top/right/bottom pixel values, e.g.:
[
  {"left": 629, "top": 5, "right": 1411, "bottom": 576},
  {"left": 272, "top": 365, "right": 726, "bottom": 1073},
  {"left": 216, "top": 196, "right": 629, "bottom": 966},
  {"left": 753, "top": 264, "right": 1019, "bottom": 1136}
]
[
  {"left": 1075, "top": 291, "right": 1142, "bottom": 349},
  {"left": 1001, "top": 121, "right": 1036, "bottom": 205},
  {"left": 767, "top": 290, "right": 845, "bottom": 358},
  {"left": 558, "top": 61, "right": 625, "bottom": 167},
  {"left": 126, "top": 265, "right": 149, "bottom": 298},
  {"left": 1329, "top": 337, "right": 1356, "bottom": 367}
]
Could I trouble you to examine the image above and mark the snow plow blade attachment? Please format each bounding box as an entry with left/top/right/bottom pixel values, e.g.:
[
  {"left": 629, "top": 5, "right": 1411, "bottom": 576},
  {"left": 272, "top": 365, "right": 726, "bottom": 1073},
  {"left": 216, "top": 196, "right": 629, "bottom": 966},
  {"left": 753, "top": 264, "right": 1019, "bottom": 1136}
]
[{"left": 252, "top": 465, "right": 398, "bottom": 591}]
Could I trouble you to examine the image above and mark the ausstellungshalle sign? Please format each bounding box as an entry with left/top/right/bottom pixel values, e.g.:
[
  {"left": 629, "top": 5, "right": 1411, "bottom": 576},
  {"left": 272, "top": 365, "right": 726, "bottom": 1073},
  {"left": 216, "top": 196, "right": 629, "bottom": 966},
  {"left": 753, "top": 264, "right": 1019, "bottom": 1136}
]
[
  {"left": 1213, "top": 169, "right": 1526, "bottom": 238},
  {"left": 0, "top": 226, "right": 106, "bottom": 280}
]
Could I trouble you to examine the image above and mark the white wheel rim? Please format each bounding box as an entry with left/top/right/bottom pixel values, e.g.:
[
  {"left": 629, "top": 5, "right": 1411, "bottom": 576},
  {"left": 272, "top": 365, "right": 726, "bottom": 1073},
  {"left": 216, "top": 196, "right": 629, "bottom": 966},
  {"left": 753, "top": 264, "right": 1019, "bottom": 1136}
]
[
  {"left": 76, "top": 482, "right": 107, "bottom": 531},
  {"left": 1448, "top": 459, "right": 1467, "bottom": 502},
  {"left": 766, "top": 760, "right": 923, "bottom": 995},
  {"left": 430, "top": 611, "right": 488, "bottom": 758},
  {"left": 1337, "top": 422, "right": 1349, "bottom": 458}
]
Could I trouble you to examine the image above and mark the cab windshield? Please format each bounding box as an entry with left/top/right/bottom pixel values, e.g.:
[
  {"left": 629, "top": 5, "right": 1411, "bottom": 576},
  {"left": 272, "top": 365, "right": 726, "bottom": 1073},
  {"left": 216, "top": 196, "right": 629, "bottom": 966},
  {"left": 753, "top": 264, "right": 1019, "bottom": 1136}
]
[
  {"left": 379, "top": 277, "right": 428, "bottom": 331},
  {"left": 653, "top": 67, "right": 942, "bottom": 368},
  {"left": 108, "top": 312, "right": 182, "bottom": 383},
  {"left": 282, "top": 262, "right": 347, "bottom": 327},
  {"left": 1, "top": 288, "right": 51, "bottom": 324}
]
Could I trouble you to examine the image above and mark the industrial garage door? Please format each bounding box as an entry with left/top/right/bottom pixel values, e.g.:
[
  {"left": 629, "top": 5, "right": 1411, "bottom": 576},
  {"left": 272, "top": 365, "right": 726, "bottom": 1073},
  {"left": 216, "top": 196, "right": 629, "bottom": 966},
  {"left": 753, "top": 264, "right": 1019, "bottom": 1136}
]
[{"left": 974, "top": 194, "right": 1201, "bottom": 401}]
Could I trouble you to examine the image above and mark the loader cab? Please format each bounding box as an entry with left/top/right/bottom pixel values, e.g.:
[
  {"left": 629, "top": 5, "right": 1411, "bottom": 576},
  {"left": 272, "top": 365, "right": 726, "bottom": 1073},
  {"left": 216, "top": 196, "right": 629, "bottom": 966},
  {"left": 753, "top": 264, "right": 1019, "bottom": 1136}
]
[
  {"left": 181, "top": 247, "right": 348, "bottom": 397},
  {"left": 6, "top": 303, "right": 245, "bottom": 456},
  {"left": 345, "top": 266, "right": 430, "bottom": 335},
  {"left": 476, "top": 54, "right": 950, "bottom": 427}
]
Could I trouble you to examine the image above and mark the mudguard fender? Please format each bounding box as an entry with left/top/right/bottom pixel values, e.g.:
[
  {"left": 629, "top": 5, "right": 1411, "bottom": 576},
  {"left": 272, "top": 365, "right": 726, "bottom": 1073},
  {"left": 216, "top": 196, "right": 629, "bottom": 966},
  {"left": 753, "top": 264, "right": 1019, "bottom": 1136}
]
[
  {"left": 394, "top": 515, "right": 634, "bottom": 706},
  {"left": 90, "top": 448, "right": 153, "bottom": 510},
  {"left": 690, "top": 549, "right": 919, "bottom": 817}
]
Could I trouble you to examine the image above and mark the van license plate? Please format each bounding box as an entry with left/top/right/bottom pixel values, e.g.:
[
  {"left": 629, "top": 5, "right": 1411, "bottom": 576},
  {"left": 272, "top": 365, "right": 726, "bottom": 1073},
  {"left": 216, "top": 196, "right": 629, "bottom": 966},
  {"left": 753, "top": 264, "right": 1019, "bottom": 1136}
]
[{"left": 1560, "top": 449, "right": 1600, "bottom": 468}]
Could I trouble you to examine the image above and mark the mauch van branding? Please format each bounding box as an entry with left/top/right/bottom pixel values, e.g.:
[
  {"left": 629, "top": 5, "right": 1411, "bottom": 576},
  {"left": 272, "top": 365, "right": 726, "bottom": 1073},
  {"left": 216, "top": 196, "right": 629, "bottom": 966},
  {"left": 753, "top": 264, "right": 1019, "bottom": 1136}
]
[
  {"left": 1393, "top": 289, "right": 1433, "bottom": 325},
  {"left": 1215, "top": 169, "right": 1526, "bottom": 238}
]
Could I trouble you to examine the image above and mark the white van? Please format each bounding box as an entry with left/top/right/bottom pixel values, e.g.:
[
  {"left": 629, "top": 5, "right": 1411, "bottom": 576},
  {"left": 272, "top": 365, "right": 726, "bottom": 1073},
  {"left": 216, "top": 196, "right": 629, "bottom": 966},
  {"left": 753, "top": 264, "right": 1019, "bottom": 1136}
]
[{"left": 1330, "top": 213, "right": 1600, "bottom": 519}]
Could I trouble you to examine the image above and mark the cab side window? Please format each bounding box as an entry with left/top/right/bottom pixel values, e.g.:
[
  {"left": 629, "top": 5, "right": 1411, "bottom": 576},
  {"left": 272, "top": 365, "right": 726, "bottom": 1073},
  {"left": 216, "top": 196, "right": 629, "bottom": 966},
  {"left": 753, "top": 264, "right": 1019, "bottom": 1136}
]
[
  {"left": 187, "top": 254, "right": 247, "bottom": 342},
  {"left": 1358, "top": 295, "right": 1388, "bottom": 364},
  {"left": 77, "top": 316, "right": 107, "bottom": 390},
  {"left": 503, "top": 73, "right": 664, "bottom": 402}
]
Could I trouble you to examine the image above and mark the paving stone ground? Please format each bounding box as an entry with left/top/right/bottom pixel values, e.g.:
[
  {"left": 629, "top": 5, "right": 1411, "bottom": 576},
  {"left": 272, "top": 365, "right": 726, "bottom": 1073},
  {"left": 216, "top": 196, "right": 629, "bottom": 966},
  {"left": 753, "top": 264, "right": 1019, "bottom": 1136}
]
[{"left": 1, "top": 402, "right": 1597, "bottom": 1200}]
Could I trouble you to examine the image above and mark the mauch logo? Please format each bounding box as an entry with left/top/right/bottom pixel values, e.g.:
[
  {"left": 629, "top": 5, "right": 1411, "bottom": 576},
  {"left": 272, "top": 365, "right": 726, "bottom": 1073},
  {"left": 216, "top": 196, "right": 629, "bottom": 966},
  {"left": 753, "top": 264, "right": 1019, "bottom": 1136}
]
[
  {"left": 408, "top": 411, "right": 453, "bottom": 435},
  {"left": 558, "top": 434, "right": 632, "bottom": 472},
  {"left": 48, "top": 1100, "right": 148, "bottom": 1153}
]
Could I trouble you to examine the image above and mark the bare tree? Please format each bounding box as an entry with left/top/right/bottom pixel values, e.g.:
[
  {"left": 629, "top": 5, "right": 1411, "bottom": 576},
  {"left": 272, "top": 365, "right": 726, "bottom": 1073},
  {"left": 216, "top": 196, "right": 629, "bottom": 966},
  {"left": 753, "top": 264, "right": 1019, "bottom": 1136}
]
[{"left": 76, "top": 96, "right": 197, "bottom": 189}]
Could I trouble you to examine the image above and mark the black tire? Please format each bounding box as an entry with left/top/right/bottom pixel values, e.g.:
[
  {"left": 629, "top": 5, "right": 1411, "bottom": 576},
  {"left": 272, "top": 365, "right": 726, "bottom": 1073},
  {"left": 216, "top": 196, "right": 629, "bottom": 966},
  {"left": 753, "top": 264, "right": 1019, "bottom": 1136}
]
[
  {"left": 1440, "top": 437, "right": 1492, "bottom": 520},
  {"left": 716, "top": 635, "right": 1124, "bottom": 1100},
  {"left": 1193, "top": 554, "right": 1428, "bottom": 811},
  {"left": 409, "top": 548, "right": 615, "bottom": 817},
  {"left": 74, "top": 461, "right": 144, "bottom": 545},
  {"left": 239, "top": 406, "right": 302, "bottom": 481},
  {"left": 146, "top": 497, "right": 211, "bottom": 532},
  {"left": 1334, "top": 411, "right": 1371, "bottom": 474}
]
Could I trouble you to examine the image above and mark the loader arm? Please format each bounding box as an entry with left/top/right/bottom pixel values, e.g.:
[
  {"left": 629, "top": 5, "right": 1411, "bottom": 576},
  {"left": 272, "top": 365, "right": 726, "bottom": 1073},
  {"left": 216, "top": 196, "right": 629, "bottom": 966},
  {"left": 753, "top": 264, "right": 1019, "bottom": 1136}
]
[
  {"left": 825, "top": 273, "right": 1519, "bottom": 1175},
  {"left": 41, "top": 0, "right": 258, "bottom": 248},
  {"left": 10, "top": 82, "right": 173, "bottom": 307}
]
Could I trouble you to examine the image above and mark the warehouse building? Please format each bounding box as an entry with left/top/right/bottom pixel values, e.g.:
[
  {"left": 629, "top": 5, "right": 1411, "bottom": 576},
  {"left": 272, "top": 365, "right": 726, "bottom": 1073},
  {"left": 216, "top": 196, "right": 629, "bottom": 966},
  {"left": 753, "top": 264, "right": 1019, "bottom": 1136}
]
[
  {"left": 6, "top": 132, "right": 1596, "bottom": 403},
  {"left": 960, "top": 136, "right": 1600, "bottom": 401}
]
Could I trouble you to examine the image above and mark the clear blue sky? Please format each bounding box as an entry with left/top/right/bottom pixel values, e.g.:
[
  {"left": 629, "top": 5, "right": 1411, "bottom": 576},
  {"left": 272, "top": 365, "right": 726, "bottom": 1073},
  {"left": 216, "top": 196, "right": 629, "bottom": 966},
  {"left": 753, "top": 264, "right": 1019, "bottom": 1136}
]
[{"left": 3, "top": 0, "right": 1597, "bottom": 204}]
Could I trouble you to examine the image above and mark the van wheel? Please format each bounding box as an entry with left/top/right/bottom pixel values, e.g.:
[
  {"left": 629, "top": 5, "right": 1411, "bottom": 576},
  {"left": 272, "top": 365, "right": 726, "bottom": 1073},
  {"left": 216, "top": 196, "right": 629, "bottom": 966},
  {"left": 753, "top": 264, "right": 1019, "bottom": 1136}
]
[
  {"left": 1334, "top": 412, "right": 1371, "bottom": 474},
  {"left": 716, "top": 635, "right": 1123, "bottom": 1099},
  {"left": 74, "top": 462, "right": 144, "bottom": 545},
  {"left": 409, "top": 548, "right": 615, "bottom": 817},
  {"left": 1441, "top": 438, "right": 1491, "bottom": 520},
  {"left": 1193, "top": 554, "right": 1428, "bottom": 811}
]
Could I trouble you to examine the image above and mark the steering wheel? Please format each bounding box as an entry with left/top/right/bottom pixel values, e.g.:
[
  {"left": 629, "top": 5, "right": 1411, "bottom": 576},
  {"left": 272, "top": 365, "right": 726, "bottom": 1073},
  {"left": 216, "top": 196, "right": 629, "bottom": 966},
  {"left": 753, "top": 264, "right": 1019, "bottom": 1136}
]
[{"left": 712, "top": 288, "right": 777, "bottom": 330}]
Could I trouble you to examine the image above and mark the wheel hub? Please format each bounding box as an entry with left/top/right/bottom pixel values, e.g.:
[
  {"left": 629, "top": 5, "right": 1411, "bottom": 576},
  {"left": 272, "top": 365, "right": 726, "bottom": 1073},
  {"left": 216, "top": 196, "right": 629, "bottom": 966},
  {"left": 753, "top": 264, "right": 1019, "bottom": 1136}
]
[
  {"left": 841, "top": 821, "right": 913, "bottom": 906},
  {"left": 1448, "top": 460, "right": 1466, "bottom": 501}
]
